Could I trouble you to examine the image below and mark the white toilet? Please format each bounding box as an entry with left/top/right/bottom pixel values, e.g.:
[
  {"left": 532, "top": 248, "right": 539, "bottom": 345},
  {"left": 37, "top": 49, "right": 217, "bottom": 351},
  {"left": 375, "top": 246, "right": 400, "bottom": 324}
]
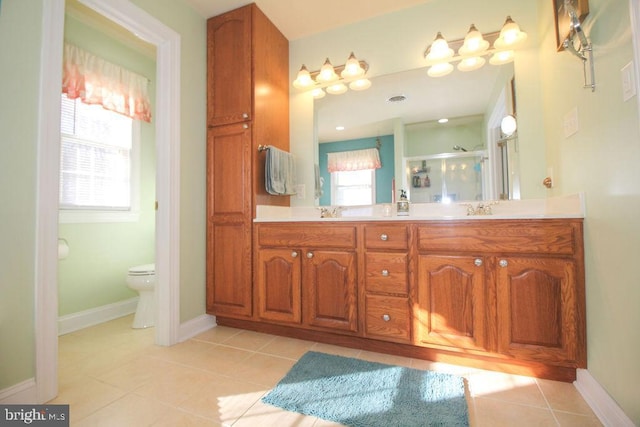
[{"left": 126, "top": 263, "right": 155, "bottom": 329}]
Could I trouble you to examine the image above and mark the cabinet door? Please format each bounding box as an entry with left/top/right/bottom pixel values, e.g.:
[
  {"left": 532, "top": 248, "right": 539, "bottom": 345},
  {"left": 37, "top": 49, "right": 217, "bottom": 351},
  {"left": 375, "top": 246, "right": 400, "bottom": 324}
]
[
  {"left": 303, "top": 250, "right": 358, "bottom": 332},
  {"left": 207, "top": 6, "right": 252, "bottom": 126},
  {"left": 417, "top": 255, "right": 487, "bottom": 351},
  {"left": 256, "top": 248, "right": 301, "bottom": 324},
  {"left": 497, "top": 256, "right": 579, "bottom": 365},
  {"left": 206, "top": 123, "right": 252, "bottom": 318}
]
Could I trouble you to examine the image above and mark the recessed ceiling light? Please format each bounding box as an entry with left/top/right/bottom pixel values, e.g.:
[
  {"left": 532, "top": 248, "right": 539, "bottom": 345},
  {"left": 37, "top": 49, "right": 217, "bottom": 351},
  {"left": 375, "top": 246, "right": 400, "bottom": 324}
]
[
  {"left": 438, "top": 118, "right": 449, "bottom": 124},
  {"left": 336, "top": 126, "right": 345, "bottom": 131},
  {"left": 387, "top": 95, "right": 406, "bottom": 103}
]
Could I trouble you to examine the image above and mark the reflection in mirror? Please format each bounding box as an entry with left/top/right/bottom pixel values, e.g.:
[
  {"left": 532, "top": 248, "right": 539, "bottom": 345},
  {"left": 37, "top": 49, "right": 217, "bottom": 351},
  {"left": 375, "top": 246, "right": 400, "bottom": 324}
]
[{"left": 315, "top": 62, "right": 516, "bottom": 205}]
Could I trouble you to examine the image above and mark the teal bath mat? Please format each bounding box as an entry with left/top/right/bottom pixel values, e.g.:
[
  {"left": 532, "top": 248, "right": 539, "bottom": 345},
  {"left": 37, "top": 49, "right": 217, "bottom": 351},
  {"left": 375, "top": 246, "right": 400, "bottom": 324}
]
[{"left": 262, "top": 351, "right": 469, "bottom": 427}]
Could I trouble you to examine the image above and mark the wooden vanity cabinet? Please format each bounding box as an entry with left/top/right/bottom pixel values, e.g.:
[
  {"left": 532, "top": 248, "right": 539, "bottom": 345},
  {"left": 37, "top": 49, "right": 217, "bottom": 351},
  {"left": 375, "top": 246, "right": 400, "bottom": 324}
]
[
  {"left": 206, "top": 4, "right": 289, "bottom": 319},
  {"left": 361, "top": 224, "right": 412, "bottom": 343},
  {"left": 416, "top": 220, "right": 586, "bottom": 369},
  {"left": 255, "top": 223, "right": 359, "bottom": 333},
  {"left": 416, "top": 254, "right": 488, "bottom": 352}
]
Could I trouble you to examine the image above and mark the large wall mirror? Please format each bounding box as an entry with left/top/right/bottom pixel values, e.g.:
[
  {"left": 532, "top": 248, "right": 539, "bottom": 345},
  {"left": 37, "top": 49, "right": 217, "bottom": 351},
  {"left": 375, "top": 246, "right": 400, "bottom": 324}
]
[{"left": 315, "top": 61, "right": 517, "bottom": 205}]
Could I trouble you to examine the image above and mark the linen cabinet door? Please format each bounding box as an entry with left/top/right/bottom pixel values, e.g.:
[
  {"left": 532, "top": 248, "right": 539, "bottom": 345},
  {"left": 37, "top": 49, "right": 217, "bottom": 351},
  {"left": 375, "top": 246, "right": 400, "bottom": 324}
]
[
  {"left": 256, "top": 248, "right": 302, "bottom": 324},
  {"left": 303, "top": 250, "right": 358, "bottom": 333},
  {"left": 416, "top": 255, "right": 488, "bottom": 352},
  {"left": 496, "top": 256, "right": 581, "bottom": 366}
]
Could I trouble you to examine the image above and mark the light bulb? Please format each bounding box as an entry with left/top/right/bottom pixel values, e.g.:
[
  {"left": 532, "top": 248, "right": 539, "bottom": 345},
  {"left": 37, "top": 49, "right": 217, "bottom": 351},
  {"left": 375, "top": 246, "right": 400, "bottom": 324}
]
[
  {"left": 427, "top": 62, "right": 453, "bottom": 77},
  {"left": 292, "top": 65, "right": 313, "bottom": 89},
  {"left": 341, "top": 52, "right": 365, "bottom": 78},
  {"left": 426, "top": 32, "right": 454, "bottom": 61},
  {"left": 316, "top": 58, "right": 338, "bottom": 83}
]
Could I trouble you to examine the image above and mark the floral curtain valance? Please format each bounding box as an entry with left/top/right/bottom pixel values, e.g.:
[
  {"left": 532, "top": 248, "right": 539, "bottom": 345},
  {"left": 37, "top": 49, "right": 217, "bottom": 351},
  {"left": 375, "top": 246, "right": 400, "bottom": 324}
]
[
  {"left": 62, "top": 43, "right": 152, "bottom": 123},
  {"left": 327, "top": 148, "right": 382, "bottom": 172}
]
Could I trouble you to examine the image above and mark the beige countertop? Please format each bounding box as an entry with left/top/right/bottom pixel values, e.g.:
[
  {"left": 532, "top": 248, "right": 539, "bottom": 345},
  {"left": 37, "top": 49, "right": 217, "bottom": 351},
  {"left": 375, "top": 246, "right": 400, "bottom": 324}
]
[{"left": 254, "top": 193, "right": 585, "bottom": 223}]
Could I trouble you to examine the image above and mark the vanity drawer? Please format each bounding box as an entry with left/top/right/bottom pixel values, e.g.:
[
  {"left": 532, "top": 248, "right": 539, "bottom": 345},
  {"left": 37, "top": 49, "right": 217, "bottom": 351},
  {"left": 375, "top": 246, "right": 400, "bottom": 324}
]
[
  {"left": 257, "top": 223, "right": 356, "bottom": 248},
  {"left": 365, "top": 295, "right": 411, "bottom": 342},
  {"left": 364, "top": 224, "right": 409, "bottom": 250},
  {"left": 364, "top": 252, "right": 408, "bottom": 295},
  {"left": 417, "top": 220, "right": 579, "bottom": 255}
]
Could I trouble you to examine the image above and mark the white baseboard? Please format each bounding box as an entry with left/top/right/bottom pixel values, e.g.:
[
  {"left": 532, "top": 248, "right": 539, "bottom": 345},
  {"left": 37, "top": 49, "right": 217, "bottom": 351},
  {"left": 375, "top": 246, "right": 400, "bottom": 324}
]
[
  {"left": 574, "top": 369, "right": 635, "bottom": 427},
  {"left": 178, "top": 314, "right": 217, "bottom": 342},
  {"left": 58, "top": 297, "right": 138, "bottom": 335},
  {"left": 0, "top": 378, "right": 37, "bottom": 404}
]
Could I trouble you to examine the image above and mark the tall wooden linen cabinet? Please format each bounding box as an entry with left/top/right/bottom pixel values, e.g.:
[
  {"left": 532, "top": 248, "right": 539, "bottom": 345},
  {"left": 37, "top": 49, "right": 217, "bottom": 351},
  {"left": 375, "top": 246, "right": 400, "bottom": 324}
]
[{"left": 206, "top": 3, "right": 290, "bottom": 319}]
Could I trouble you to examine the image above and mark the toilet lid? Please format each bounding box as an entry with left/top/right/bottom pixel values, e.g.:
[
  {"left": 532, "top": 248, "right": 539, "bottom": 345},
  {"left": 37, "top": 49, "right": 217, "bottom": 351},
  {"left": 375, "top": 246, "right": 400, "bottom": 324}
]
[{"left": 128, "top": 263, "right": 155, "bottom": 276}]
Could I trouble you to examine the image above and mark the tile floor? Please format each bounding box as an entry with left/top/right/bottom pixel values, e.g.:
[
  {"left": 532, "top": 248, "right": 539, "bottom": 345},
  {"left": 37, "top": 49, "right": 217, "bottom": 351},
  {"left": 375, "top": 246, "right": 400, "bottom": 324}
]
[{"left": 49, "top": 315, "right": 602, "bottom": 426}]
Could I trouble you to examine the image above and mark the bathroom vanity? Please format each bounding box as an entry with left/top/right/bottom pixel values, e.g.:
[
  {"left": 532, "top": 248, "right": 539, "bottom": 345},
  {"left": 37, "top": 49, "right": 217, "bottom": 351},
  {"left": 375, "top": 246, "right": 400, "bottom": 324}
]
[{"left": 214, "top": 196, "right": 586, "bottom": 382}]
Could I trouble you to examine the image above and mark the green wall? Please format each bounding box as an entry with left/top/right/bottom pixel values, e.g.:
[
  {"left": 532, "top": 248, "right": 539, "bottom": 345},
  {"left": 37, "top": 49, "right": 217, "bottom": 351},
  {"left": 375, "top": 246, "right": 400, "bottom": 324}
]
[
  {"left": 318, "top": 135, "right": 395, "bottom": 205},
  {"left": 537, "top": 0, "right": 640, "bottom": 422},
  {"left": 405, "top": 117, "right": 485, "bottom": 157},
  {"left": 58, "top": 14, "right": 157, "bottom": 317},
  {"left": 128, "top": 0, "right": 208, "bottom": 323},
  {"left": 0, "top": 0, "right": 42, "bottom": 390}
]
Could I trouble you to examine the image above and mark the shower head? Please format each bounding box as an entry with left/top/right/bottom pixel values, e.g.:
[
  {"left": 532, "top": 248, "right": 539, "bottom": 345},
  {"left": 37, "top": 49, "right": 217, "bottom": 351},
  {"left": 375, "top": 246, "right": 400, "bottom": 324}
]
[{"left": 453, "top": 145, "right": 468, "bottom": 152}]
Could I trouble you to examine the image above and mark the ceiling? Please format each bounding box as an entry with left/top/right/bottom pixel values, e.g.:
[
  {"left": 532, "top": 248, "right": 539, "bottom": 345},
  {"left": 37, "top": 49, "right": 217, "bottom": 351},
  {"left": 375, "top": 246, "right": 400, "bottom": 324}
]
[{"left": 182, "top": 0, "right": 432, "bottom": 40}]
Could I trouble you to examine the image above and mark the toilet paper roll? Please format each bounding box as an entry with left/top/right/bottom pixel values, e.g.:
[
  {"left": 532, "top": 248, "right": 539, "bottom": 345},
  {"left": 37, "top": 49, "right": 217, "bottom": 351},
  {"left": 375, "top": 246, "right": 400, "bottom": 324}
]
[{"left": 58, "top": 239, "right": 69, "bottom": 260}]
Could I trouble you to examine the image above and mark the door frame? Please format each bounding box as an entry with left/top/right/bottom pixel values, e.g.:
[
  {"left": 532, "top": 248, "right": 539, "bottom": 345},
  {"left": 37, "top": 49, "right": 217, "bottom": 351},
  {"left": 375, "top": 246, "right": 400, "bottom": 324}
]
[{"left": 35, "top": 0, "right": 181, "bottom": 402}]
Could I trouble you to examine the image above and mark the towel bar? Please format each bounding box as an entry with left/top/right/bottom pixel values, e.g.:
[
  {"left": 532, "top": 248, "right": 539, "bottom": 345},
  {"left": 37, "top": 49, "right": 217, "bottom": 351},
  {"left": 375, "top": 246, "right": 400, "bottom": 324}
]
[{"left": 258, "top": 144, "right": 271, "bottom": 152}]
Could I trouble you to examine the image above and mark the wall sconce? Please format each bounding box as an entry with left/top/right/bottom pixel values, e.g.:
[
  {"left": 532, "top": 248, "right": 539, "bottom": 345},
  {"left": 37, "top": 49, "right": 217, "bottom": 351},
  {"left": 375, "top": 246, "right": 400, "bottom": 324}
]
[
  {"left": 561, "top": 3, "right": 595, "bottom": 91},
  {"left": 293, "top": 52, "right": 371, "bottom": 98},
  {"left": 424, "top": 16, "right": 527, "bottom": 77}
]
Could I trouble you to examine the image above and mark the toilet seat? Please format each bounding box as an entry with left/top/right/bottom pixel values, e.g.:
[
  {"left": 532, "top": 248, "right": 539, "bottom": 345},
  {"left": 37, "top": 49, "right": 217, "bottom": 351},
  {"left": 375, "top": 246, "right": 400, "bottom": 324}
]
[{"left": 128, "top": 263, "right": 155, "bottom": 276}]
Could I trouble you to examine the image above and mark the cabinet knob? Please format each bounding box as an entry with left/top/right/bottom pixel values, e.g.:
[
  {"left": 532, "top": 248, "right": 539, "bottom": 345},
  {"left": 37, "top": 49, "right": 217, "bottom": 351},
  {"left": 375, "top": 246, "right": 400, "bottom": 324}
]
[
  {"left": 242, "top": 123, "right": 249, "bottom": 129},
  {"left": 291, "top": 251, "right": 298, "bottom": 258},
  {"left": 474, "top": 258, "right": 483, "bottom": 267},
  {"left": 381, "top": 269, "right": 389, "bottom": 277},
  {"left": 499, "top": 259, "right": 508, "bottom": 268},
  {"left": 242, "top": 113, "right": 249, "bottom": 119},
  {"left": 382, "top": 314, "right": 390, "bottom": 322},
  {"left": 380, "top": 233, "right": 388, "bottom": 241},
  {"left": 306, "top": 252, "right": 314, "bottom": 259}
]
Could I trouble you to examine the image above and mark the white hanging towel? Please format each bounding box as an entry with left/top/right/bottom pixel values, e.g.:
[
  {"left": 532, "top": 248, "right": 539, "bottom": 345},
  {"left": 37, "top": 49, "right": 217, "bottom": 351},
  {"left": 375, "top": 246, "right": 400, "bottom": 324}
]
[{"left": 265, "top": 147, "right": 297, "bottom": 195}]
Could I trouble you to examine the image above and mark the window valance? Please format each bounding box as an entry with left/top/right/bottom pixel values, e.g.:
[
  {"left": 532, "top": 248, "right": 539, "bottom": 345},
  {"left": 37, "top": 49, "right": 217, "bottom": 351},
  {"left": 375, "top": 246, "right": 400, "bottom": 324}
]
[
  {"left": 62, "top": 43, "right": 152, "bottom": 123},
  {"left": 327, "top": 148, "right": 381, "bottom": 172}
]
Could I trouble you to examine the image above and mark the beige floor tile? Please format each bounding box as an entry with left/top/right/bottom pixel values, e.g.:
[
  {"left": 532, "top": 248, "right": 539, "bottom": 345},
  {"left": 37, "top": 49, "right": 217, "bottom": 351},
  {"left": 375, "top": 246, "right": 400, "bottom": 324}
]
[
  {"left": 132, "top": 364, "right": 223, "bottom": 407},
  {"left": 221, "top": 330, "right": 276, "bottom": 351},
  {"left": 183, "top": 344, "right": 255, "bottom": 375},
  {"left": 47, "top": 376, "right": 126, "bottom": 423},
  {"left": 259, "top": 335, "right": 316, "bottom": 359},
  {"left": 176, "top": 377, "right": 267, "bottom": 424},
  {"left": 553, "top": 410, "right": 603, "bottom": 426},
  {"left": 537, "top": 378, "right": 598, "bottom": 415},
  {"left": 95, "top": 355, "right": 181, "bottom": 392},
  {"left": 192, "top": 326, "right": 243, "bottom": 344},
  {"left": 232, "top": 399, "right": 318, "bottom": 427},
  {"left": 150, "top": 407, "right": 222, "bottom": 426},
  {"left": 356, "top": 350, "right": 414, "bottom": 368},
  {"left": 74, "top": 393, "right": 171, "bottom": 427},
  {"left": 230, "top": 353, "right": 297, "bottom": 386},
  {"left": 145, "top": 338, "right": 220, "bottom": 366},
  {"left": 474, "top": 396, "right": 558, "bottom": 427},
  {"left": 309, "top": 342, "right": 361, "bottom": 359},
  {"left": 467, "top": 370, "right": 548, "bottom": 408}
]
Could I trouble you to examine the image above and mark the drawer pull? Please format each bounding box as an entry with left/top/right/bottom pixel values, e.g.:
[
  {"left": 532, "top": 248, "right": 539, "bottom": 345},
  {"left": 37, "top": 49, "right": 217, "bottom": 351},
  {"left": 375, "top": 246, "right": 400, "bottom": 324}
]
[
  {"left": 474, "top": 258, "right": 483, "bottom": 267},
  {"left": 306, "top": 251, "right": 314, "bottom": 259},
  {"left": 380, "top": 233, "right": 388, "bottom": 241},
  {"left": 242, "top": 123, "right": 249, "bottom": 129},
  {"left": 499, "top": 259, "right": 508, "bottom": 267},
  {"left": 382, "top": 314, "right": 390, "bottom": 322},
  {"left": 291, "top": 251, "right": 298, "bottom": 258},
  {"left": 381, "top": 269, "right": 389, "bottom": 277},
  {"left": 242, "top": 113, "right": 249, "bottom": 119}
]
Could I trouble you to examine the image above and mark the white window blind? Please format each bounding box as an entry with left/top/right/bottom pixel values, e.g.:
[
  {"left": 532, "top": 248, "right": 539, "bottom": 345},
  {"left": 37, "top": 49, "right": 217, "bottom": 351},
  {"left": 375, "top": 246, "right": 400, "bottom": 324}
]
[
  {"left": 60, "top": 94, "right": 134, "bottom": 212},
  {"left": 331, "top": 169, "right": 376, "bottom": 206}
]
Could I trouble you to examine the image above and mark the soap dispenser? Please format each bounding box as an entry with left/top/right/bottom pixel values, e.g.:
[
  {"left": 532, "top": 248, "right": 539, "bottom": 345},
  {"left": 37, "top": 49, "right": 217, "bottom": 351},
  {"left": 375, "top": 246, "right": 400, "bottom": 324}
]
[{"left": 397, "top": 189, "right": 410, "bottom": 216}]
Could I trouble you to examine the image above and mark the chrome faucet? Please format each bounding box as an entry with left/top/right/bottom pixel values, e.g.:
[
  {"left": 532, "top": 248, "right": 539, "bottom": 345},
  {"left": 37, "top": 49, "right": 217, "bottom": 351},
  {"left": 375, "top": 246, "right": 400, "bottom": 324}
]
[{"left": 464, "top": 201, "right": 498, "bottom": 216}]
